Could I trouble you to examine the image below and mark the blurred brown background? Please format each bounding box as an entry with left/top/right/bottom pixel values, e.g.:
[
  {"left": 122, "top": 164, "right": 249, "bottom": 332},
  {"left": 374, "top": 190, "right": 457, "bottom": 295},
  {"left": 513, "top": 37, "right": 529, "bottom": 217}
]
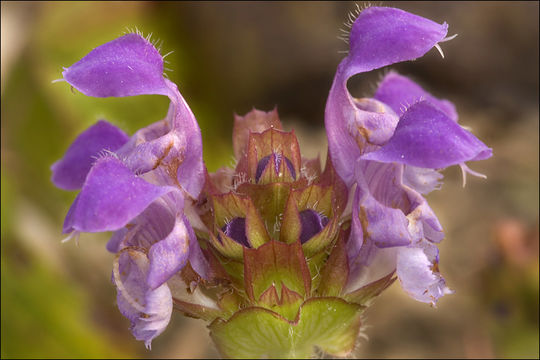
[{"left": 1, "top": 1, "right": 538, "bottom": 358}]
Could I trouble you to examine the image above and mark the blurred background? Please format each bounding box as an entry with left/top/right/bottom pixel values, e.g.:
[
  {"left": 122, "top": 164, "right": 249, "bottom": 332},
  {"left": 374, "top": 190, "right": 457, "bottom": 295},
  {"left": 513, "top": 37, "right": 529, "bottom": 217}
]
[{"left": 1, "top": 1, "right": 538, "bottom": 358}]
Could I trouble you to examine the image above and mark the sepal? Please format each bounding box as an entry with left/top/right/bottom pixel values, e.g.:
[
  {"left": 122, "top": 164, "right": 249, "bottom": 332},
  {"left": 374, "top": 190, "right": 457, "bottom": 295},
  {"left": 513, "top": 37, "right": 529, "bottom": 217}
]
[
  {"left": 317, "top": 232, "right": 349, "bottom": 297},
  {"left": 243, "top": 240, "right": 311, "bottom": 301},
  {"left": 247, "top": 128, "right": 301, "bottom": 184},
  {"left": 233, "top": 108, "right": 283, "bottom": 159}
]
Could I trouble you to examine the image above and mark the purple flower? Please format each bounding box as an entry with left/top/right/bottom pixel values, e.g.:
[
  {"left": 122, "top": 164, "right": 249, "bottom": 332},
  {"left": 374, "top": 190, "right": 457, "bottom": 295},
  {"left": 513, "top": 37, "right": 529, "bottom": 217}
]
[
  {"left": 52, "top": 33, "right": 208, "bottom": 347},
  {"left": 52, "top": 5, "right": 493, "bottom": 355},
  {"left": 324, "top": 6, "right": 492, "bottom": 304}
]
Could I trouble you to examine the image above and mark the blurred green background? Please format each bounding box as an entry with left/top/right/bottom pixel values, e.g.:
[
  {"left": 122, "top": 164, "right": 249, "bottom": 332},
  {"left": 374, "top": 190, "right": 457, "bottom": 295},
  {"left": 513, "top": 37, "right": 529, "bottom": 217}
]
[{"left": 1, "top": 1, "right": 538, "bottom": 358}]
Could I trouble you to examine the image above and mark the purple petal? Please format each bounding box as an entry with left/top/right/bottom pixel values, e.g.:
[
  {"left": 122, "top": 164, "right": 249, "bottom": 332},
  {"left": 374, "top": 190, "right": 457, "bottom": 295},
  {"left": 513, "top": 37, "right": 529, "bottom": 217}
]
[
  {"left": 347, "top": 176, "right": 445, "bottom": 296},
  {"left": 324, "top": 86, "right": 361, "bottom": 186},
  {"left": 325, "top": 76, "right": 399, "bottom": 186},
  {"left": 175, "top": 134, "right": 205, "bottom": 199},
  {"left": 147, "top": 217, "right": 190, "bottom": 289},
  {"left": 166, "top": 80, "right": 205, "bottom": 199},
  {"left": 407, "top": 194, "right": 444, "bottom": 243},
  {"left": 51, "top": 120, "right": 129, "bottom": 190},
  {"left": 354, "top": 161, "right": 412, "bottom": 248},
  {"left": 345, "top": 6, "right": 448, "bottom": 76},
  {"left": 185, "top": 214, "right": 210, "bottom": 280},
  {"left": 352, "top": 159, "right": 444, "bottom": 247},
  {"left": 63, "top": 156, "right": 177, "bottom": 233},
  {"left": 347, "top": 190, "right": 364, "bottom": 261},
  {"left": 115, "top": 84, "right": 205, "bottom": 199},
  {"left": 107, "top": 228, "right": 128, "bottom": 253},
  {"left": 118, "top": 125, "right": 184, "bottom": 176},
  {"left": 374, "top": 72, "right": 458, "bottom": 121},
  {"left": 346, "top": 236, "right": 398, "bottom": 293},
  {"left": 107, "top": 199, "right": 207, "bottom": 285},
  {"left": 396, "top": 242, "right": 453, "bottom": 304},
  {"left": 122, "top": 200, "right": 178, "bottom": 250},
  {"left": 362, "top": 101, "right": 493, "bottom": 168},
  {"left": 62, "top": 33, "right": 169, "bottom": 98},
  {"left": 114, "top": 249, "right": 172, "bottom": 349}
]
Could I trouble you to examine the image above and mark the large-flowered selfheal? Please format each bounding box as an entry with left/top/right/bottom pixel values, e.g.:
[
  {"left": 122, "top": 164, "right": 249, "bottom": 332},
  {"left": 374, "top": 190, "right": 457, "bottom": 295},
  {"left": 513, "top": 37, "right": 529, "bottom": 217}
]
[
  {"left": 325, "top": 6, "right": 451, "bottom": 185},
  {"left": 53, "top": 5, "right": 494, "bottom": 358},
  {"left": 52, "top": 33, "right": 208, "bottom": 347},
  {"left": 324, "top": 6, "right": 492, "bottom": 304}
]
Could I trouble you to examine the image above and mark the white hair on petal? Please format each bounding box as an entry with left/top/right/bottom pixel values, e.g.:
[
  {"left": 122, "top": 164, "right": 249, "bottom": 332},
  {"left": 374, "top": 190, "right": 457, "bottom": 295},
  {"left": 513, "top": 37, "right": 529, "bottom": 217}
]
[
  {"left": 440, "top": 33, "right": 458, "bottom": 42},
  {"left": 336, "top": 3, "right": 383, "bottom": 55},
  {"left": 434, "top": 43, "right": 445, "bottom": 59},
  {"left": 123, "top": 26, "right": 144, "bottom": 37},
  {"left": 459, "top": 163, "right": 487, "bottom": 188},
  {"left": 337, "top": 3, "right": 370, "bottom": 50},
  {"left": 433, "top": 35, "right": 457, "bottom": 59},
  {"left": 61, "top": 230, "right": 80, "bottom": 244},
  {"left": 123, "top": 27, "right": 170, "bottom": 61}
]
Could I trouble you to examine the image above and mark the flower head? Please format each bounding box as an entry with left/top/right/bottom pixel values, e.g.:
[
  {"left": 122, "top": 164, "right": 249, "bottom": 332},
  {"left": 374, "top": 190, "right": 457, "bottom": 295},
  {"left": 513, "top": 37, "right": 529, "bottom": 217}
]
[{"left": 52, "top": 5, "right": 491, "bottom": 358}]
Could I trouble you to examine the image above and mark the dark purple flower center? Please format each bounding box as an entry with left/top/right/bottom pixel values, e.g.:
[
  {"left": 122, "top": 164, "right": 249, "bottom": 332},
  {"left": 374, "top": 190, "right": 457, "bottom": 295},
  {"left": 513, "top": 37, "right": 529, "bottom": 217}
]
[
  {"left": 221, "top": 217, "right": 250, "bottom": 247},
  {"left": 299, "top": 209, "right": 329, "bottom": 244},
  {"left": 255, "top": 153, "right": 296, "bottom": 182}
]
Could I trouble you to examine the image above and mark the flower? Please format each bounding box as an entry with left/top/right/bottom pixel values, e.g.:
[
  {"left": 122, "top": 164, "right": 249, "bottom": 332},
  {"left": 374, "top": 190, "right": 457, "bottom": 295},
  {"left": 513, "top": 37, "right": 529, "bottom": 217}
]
[
  {"left": 52, "top": 5, "right": 492, "bottom": 358},
  {"left": 324, "top": 6, "right": 491, "bottom": 305},
  {"left": 51, "top": 33, "right": 208, "bottom": 349}
]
